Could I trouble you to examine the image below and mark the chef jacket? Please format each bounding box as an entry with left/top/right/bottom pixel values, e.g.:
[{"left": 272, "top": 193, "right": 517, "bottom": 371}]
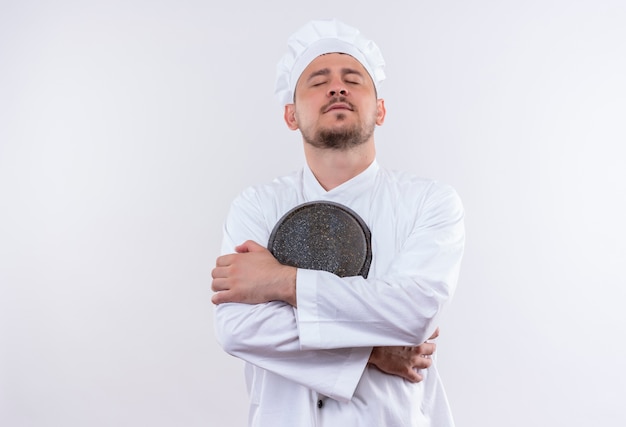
[{"left": 214, "top": 159, "right": 465, "bottom": 426}]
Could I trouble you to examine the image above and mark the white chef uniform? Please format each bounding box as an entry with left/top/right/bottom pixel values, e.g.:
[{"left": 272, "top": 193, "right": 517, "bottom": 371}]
[{"left": 214, "top": 159, "right": 464, "bottom": 426}]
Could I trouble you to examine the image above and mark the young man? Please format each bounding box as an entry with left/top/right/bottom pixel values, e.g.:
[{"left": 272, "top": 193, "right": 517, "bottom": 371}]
[{"left": 211, "top": 19, "right": 465, "bottom": 426}]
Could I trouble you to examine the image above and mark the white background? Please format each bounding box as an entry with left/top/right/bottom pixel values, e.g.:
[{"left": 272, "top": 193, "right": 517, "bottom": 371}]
[{"left": 1, "top": 1, "right": 625, "bottom": 426}]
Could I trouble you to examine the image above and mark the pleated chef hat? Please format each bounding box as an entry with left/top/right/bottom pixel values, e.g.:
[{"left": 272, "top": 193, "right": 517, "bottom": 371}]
[{"left": 274, "top": 19, "right": 386, "bottom": 106}]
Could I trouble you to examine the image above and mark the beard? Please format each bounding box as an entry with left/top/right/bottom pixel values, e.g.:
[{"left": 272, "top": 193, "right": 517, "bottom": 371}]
[{"left": 300, "top": 99, "right": 377, "bottom": 151}]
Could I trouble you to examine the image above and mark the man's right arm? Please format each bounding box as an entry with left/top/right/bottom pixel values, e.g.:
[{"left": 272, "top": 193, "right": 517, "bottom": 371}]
[
  {"left": 212, "top": 192, "right": 371, "bottom": 402},
  {"left": 212, "top": 189, "right": 440, "bottom": 398}
]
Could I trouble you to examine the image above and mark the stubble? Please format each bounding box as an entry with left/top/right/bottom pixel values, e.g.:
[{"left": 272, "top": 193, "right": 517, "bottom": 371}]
[{"left": 300, "top": 98, "right": 377, "bottom": 151}]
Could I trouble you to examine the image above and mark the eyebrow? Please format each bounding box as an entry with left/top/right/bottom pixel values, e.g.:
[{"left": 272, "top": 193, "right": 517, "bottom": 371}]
[{"left": 306, "top": 67, "right": 365, "bottom": 82}]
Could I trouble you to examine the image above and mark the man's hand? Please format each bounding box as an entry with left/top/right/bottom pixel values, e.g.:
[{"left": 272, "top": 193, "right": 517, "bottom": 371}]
[
  {"left": 211, "top": 240, "right": 297, "bottom": 306},
  {"left": 368, "top": 328, "right": 440, "bottom": 383}
]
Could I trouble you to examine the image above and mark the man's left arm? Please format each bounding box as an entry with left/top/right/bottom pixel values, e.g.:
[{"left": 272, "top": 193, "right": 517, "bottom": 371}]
[{"left": 212, "top": 183, "right": 464, "bottom": 351}]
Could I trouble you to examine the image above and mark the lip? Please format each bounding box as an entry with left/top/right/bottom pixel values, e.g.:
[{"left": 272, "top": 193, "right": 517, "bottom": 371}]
[{"left": 324, "top": 102, "right": 353, "bottom": 113}]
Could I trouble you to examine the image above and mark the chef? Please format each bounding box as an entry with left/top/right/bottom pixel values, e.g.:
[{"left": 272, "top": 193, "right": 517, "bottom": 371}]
[{"left": 211, "top": 18, "right": 465, "bottom": 427}]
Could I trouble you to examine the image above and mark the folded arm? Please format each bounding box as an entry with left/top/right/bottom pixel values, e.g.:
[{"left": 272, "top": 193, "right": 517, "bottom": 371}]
[
  {"left": 211, "top": 240, "right": 440, "bottom": 385},
  {"left": 211, "top": 183, "right": 464, "bottom": 396}
]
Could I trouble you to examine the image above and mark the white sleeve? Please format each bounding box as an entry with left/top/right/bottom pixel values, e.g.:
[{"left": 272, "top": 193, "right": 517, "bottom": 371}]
[
  {"left": 296, "top": 183, "right": 465, "bottom": 350},
  {"left": 213, "top": 189, "right": 370, "bottom": 402}
]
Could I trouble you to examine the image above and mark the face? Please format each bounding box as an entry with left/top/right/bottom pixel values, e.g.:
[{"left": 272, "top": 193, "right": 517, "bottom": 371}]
[{"left": 284, "top": 53, "right": 386, "bottom": 151}]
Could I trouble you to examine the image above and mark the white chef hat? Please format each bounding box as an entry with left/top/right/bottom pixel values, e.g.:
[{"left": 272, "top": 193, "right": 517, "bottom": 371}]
[{"left": 274, "top": 19, "right": 386, "bottom": 106}]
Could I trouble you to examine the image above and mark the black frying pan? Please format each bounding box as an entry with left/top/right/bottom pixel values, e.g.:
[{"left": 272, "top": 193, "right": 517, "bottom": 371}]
[{"left": 268, "top": 201, "right": 371, "bottom": 278}]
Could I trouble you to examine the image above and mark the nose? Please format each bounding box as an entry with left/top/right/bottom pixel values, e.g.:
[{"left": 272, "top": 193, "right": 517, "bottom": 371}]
[
  {"left": 329, "top": 88, "right": 348, "bottom": 97},
  {"left": 328, "top": 79, "right": 348, "bottom": 97}
]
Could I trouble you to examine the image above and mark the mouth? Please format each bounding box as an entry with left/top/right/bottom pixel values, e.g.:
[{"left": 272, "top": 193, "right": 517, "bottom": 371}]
[{"left": 324, "top": 102, "right": 353, "bottom": 113}]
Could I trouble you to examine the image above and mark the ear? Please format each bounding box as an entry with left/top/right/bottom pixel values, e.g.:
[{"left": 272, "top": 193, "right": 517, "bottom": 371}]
[
  {"left": 284, "top": 104, "right": 299, "bottom": 130},
  {"left": 375, "top": 99, "right": 386, "bottom": 126}
]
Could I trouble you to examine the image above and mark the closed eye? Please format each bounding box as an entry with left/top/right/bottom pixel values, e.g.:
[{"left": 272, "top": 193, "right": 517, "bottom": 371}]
[
  {"left": 344, "top": 73, "right": 364, "bottom": 85},
  {"left": 310, "top": 79, "right": 327, "bottom": 87}
]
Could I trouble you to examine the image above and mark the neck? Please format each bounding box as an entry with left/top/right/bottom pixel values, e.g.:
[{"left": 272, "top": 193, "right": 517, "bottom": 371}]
[{"left": 304, "top": 141, "right": 376, "bottom": 191}]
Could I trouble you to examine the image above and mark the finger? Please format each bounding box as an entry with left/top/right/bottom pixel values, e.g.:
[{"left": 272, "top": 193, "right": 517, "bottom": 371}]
[
  {"left": 414, "top": 342, "right": 436, "bottom": 356},
  {"left": 234, "top": 243, "right": 250, "bottom": 253},
  {"left": 211, "top": 266, "right": 230, "bottom": 279},
  {"left": 427, "top": 327, "right": 440, "bottom": 341},
  {"left": 235, "top": 240, "right": 266, "bottom": 254},
  {"left": 211, "top": 288, "right": 239, "bottom": 305},
  {"left": 412, "top": 356, "right": 433, "bottom": 370},
  {"left": 215, "top": 254, "right": 234, "bottom": 267},
  {"left": 211, "top": 278, "right": 229, "bottom": 292},
  {"left": 404, "top": 369, "right": 423, "bottom": 383},
  {"left": 212, "top": 291, "right": 226, "bottom": 305}
]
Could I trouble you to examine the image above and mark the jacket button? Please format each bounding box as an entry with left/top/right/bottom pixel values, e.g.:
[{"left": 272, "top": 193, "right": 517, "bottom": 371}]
[{"left": 317, "top": 399, "right": 324, "bottom": 409}]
